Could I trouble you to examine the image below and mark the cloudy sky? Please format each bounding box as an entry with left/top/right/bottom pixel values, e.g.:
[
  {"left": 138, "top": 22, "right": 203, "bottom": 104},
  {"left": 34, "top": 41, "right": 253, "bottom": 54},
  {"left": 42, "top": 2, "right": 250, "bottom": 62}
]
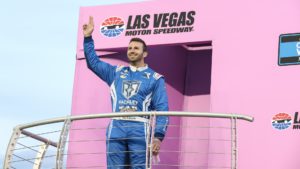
[{"left": 0, "top": 0, "right": 144, "bottom": 167}]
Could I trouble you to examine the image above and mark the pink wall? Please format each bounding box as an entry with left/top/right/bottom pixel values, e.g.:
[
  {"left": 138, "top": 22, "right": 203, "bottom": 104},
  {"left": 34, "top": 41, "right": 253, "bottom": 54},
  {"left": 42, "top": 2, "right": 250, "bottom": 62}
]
[
  {"left": 70, "top": 0, "right": 300, "bottom": 169},
  {"left": 205, "top": 1, "right": 300, "bottom": 169}
]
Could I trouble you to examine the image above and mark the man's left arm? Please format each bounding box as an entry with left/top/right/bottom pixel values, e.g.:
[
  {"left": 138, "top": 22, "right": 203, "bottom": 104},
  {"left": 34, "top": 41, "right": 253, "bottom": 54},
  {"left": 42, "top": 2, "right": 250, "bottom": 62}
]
[{"left": 151, "top": 76, "right": 169, "bottom": 155}]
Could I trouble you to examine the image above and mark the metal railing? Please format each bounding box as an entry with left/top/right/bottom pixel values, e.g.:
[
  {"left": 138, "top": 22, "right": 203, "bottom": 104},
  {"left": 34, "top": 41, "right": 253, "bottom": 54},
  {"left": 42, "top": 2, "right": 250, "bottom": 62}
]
[{"left": 3, "top": 112, "right": 254, "bottom": 169}]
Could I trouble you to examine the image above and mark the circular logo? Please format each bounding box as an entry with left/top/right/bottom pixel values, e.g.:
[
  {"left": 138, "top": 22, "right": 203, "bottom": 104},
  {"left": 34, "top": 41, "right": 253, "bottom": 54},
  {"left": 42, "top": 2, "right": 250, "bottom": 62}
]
[
  {"left": 272, "top": 113, "right": 292, "bottom": 130},
  {"left": 100, "top": 17, "right": 125, "bottom": 38}
]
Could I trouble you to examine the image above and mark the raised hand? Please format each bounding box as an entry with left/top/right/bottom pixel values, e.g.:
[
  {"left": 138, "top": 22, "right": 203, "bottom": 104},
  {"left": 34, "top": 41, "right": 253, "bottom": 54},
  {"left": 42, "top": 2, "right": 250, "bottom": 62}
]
[{"left": 83, "top": 16, "right": 94, "bottom": 37}]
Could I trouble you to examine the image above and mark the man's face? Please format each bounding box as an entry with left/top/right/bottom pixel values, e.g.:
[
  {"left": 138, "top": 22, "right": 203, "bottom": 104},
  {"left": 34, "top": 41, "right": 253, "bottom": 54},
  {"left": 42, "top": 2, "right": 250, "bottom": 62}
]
[{"left": 127, "top": 41, "right": 146, "bottom": 62}]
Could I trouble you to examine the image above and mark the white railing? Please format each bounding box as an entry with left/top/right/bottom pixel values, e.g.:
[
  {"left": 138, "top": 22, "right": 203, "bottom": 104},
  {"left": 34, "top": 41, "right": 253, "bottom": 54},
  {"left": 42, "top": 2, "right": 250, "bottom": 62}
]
[{"left": 3, "top": 112, "right": 254, "bottom": 169}]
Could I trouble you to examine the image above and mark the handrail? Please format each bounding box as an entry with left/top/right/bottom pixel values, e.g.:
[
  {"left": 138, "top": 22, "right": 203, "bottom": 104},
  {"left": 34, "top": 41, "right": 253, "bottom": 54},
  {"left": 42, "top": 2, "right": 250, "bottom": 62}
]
[
  {"left": 4, "top": 111, "right": 254, "bottom": 169},
  {"left": 17, "top": 112, "right": 254, "bottom": 130}
]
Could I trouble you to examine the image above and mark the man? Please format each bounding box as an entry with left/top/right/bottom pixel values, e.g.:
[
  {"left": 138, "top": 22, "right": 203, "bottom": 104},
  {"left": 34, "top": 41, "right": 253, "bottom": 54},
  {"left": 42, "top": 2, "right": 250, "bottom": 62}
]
[{"left": 83, "top": 16, "right": 169, "bottom": 169}]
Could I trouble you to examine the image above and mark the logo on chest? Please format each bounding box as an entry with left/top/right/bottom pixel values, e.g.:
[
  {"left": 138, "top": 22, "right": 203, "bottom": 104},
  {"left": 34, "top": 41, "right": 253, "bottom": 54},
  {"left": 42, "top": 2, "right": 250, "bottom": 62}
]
[
  {"left": 120, "top": 70, "right": 129, "bottom": 79},
  {"left": 122, "top": 80, "right": 141, "bottom": 99}
]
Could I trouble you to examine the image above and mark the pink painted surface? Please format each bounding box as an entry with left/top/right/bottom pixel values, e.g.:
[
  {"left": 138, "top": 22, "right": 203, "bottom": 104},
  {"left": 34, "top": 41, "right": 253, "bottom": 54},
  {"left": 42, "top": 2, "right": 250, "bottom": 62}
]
[
  {"left": 180, "top": 95, "right": 211, "bottom": 168},
  {"left": 70, "top": 0, "right": 300, "bottom": 169},
  {"left": 205, "top": 1, "right": 300, "bottom": 169}
]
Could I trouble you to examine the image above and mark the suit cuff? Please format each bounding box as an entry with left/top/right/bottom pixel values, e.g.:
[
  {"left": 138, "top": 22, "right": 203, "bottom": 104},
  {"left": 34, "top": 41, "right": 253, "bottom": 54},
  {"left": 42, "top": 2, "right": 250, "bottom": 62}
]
[
  {"left": 154, "top": 133, "right": 165, "bottom": 142},
  {"left": 84, "top": 36, "right": 93, "bottom": 43}
]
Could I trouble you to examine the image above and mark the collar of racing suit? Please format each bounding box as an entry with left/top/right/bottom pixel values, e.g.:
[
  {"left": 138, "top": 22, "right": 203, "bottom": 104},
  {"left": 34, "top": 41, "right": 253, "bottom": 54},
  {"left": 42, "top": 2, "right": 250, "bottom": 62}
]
[{"left": 129, "top": 64, "right": 148, "bottom": 72}]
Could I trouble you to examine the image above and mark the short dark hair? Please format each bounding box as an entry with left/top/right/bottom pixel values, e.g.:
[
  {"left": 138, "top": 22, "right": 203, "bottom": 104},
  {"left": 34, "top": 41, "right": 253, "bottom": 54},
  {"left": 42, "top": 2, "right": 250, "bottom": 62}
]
[{"left": 130, "top": 37, "right": 147, "bottom": 52}]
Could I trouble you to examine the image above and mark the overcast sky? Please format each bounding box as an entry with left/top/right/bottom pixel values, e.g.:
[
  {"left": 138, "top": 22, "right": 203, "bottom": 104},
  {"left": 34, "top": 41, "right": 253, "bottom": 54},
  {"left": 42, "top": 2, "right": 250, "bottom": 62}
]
[{"left": 0, "top": 0, "right": 144, "bottom": 167}]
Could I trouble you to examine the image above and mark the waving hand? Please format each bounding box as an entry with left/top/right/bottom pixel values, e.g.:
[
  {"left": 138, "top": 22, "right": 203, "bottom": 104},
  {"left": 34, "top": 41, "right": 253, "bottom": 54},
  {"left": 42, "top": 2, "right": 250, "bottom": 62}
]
[{"left": 83, "top": 16, "right": 94, "bottom": 37}]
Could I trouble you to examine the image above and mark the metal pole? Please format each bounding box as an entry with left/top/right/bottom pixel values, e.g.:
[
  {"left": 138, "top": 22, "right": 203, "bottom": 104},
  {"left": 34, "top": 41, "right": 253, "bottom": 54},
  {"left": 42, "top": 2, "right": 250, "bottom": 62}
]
[
  {"left": 33, "top": 143, "right": 49, "bottom": 169},
  {"left": 21, "top": 130, "right": 58, "bottom": 148},
  {"left": 3, "top": 127, "right": 21, "bottom": 169},
  {"left": 56, "top": 118, "right": 71, "bottom": 169}
]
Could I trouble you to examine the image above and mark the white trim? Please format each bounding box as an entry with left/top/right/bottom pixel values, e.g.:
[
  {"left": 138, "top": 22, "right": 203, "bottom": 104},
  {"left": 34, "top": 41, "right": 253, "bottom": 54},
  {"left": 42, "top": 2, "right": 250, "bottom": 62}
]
[
  {"left": 112, "top": 116, "right": 149, "bottom": 123},
  {"left": 144, "top": 122, "right": 148, "bottom": 168},
  {"left": 162, "top": 116, "right": 169, "bottom": 132},
  {"left": 110, "top": 82, "right": 117, "bottom": 112},
  {"left": 106, "top": 120, "right": 113, "bottom": 153},
  {"left": 142, "top": 92, "right": 152, "bottom": 112},
  {"left": 144, "top": 122, "right": 147, "bottom": 142},
  {"left": 116, "top": 65, "right": 124, "bottom": 72}
]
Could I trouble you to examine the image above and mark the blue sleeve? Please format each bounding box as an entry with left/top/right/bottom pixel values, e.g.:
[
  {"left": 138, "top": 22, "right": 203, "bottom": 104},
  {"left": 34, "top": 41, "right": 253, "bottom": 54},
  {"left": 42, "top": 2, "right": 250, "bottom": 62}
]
[
  {"left": 151, "top": 77, "right": 169, "bottom": 141},
  {"left": 84, "top": 37, "right": 116, "bottom": 86}
]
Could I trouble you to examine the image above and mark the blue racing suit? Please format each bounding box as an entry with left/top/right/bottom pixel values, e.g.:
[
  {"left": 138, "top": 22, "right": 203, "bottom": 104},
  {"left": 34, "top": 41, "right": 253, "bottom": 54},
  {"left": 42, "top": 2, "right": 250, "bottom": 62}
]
[{"left": 84, "top": 37, "right": 169, "bottom": 169}]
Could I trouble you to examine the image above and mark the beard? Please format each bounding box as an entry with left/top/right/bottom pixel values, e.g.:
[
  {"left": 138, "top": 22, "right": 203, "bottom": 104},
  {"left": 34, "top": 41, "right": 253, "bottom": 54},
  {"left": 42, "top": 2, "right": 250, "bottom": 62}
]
[{"left": 127, "top": 52, "right": 143, "bottom": 63}]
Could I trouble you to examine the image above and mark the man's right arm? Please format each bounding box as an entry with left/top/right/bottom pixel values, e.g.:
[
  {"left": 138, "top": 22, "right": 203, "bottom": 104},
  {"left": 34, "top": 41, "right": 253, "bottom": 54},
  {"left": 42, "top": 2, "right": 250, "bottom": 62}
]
[
  {"left": 83, "top": 16, "right": 115, "bottom": 85},
  {"left": 84, "top": 36, "right": 116, "bottom": 86}
]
